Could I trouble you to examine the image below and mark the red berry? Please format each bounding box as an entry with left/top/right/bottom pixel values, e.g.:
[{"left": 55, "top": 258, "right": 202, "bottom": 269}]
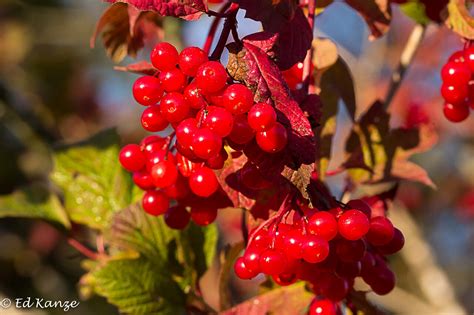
[
  {"left": 188, "top": 167, "right": 219, "bottom": 197},
  {"left": 175, "top": 152, "right": 201, "bottom": 177},
  {"left": 164, "top": 205, "right": 190, "bottom": 229},
  {"left": 441, "top": 83, "right": 468, "bottom": 105},
  {"left": 160, "top": 92, "right": 190, "bottom": 123},
  {"left": 366, "top": 216, "right": 395, "bottom": 246},
  {"left": 272, "top": 273, "right": 297, "bottom": 286},
  {"left": 247, "top": 103, "right": 277, "bottom": 131},
  {"left": 441, "top": 61, "right": 471, "bottom": 86},
  {"left": 243, "top": 246, "right": 262, "bottom": 272},
  {"left": 307, "top": 211, "right": 338, "bottom": 241},
  {"left": 443, "top": 102, "right": 470, "bottom": 123},
  {"left": 222, "top": 84, "right": 254, "bottom": 115},
  {"left": 192, "top": 128, "right": 222, "bottom": 160},
  {"left": 368, "top": 266, "right": 396, "bottom": 295},
  {"left": 150, "top": 42, "right": 179, "bottom": 71},
  {"left": 250, "top": 230, "right": 270, "bottom": 249},
  {"left": 319, "top": 274, "right": 349, "bottom": 302},
  {"left": 119, "top": 144, "right": 146, "bottom": 172},
  {"left": 377, "top": 228, "right": 405, "bottom": 255},
  {"left": 206, "top": 148, "right": 228, "bottom": 169},
  {"left": 256, "top": 122, "right": 288, "bottom": 153},
  {"left": 283, "top": 229, "right": 304, "bottom": 259},
  {"left": 195, "top": 61, "right": 228, "bottom": 93},
  {"left": 190, "top": 205, "right": 218, "bottom": 226},
  {"left": 336, "top": 239, "right": 366, "bottom": 262},
  {"left": 360, "top": 252, "right": 376, "bottom": 280},
  {"left": 200, "top": 106, "right": 234, "bottom": 137},
  {"left": 184, "top": 81, "right": 206, "bottom": 109},
  {"left": 234, "top": 257, "right": 257, "bottom": 279},
  {"left": 133, "top": 170, "right": 154, "bottom": 190},
  {"left": 151, "top": 160, "right": 178, "bottom": 188},
  {"left": 309, "top": 299, "right": 337, "bottom": 315},
  {"left": 449, "top": 50, "right": 465, "bottom": 63},
  {"left": 346, "top": 199, "right": 372, "bottom": 218},
  {"left": 163, "top": 175, "right": 190, "bottom": 199},
  {"left": 282, "top": 62, "right": 304, "bottom": 90},
  {"left": 464, "top": 46, "right": 474, "bottom": 72},
  {"left": 179, "top": 47, "right": 208, "bottom": 77},
  {"left": 159, "top": 68, "right": 186, "bottom": 92},
  {"left": 132, "top": 76, "right": 163, "bottom": 106},
  {"left": 336, "top": 260, "right": 361, "bottom": 279},
  {"left": 302, "top": 235, "right": 329, "bottom": 263},
  {"left": 228, "top": 114, "right": 255, "bottom": 144},
  {"left": 141, "top": 105, "right": 169, "bottom": 132},
  {"left": 142, "top": 190, "right": 169, "bottom": 216},
  {"left": 338, "top": 209, "right": 370, "bottom": 240},
  {"left": 259, "top": 249, "right": 286, "bottom": 275},
  {"left": 146, "top": 150, "right": 175, "bottom": 172},
  {"left": 176, "top": 118, "right": 198, "bottom": 148},
  {"left": 141, "top": 136, "right": 167, "bottom": 156}
]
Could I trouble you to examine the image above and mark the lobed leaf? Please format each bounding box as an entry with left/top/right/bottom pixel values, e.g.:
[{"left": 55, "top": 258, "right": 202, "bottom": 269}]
[
  {"left": 0, "top": 185, "right": 70, "bottom": 228},
  {"left": 106, "top": 0, "right": 207, "bottom": 20}
]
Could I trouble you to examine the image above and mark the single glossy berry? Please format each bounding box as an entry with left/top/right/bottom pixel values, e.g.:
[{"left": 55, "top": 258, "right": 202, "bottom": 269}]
[
  {"left": 184, "top": 82, "right": 206, "bottom": 109},
  {"left": 336, "top": 239, "right": 366, "bottom": 262},
  {"left": 250, "top": 229, "right": 270, "bottom": 249},
  {"left": 188, "top": 167, "right": 219, "bottom": 197},
  {"left": 141, "top": 105, "right": 169, "bottom": 132},
  {"left": 360, "top": 252, "right": 376, "bottom": 280},
  {"left": 441, "top": 61, "right": 471, "bottom": 86},
  {"left": 282, "top": 62, "right": 304, "bottom": 90},
  {"left": 228, "top": 114, "right": 255, "bottom": 144},
  {"left": 132, "top": 76, "right": 163, "bottom": 106},
  {"left": 449, "top": 50, "right": 465, "bottom": 63},
  {"left": 150, "top": 42, "right": 179, "bottom": 71},
  {"left": 160, "top": 92, "right": 190, "bottom": 123},
  {"left": 366, "top": 216, "right": 395, "bottom": 246},
  {"left": 163, "top": 175, "right": 190, "bottom": 199},
  {"left": 302, "top": 235, "right": 329, "bottom": 263},
  {"left": 443, "top": 102, "right": 470, "bottom": 123},
  {"left": 346, "top": 199, "right": 372, "bottom": 218},
  {"left": 141, "top": 135, "right": 166, "bottom": 156},
  {"left": 234, "top": 257, "right": 258, "bottom": 279},
  {"left": 159, "top": 68, "right": 186, "bottom": 92},
  {"left": 222, "top": 84, "right": 254, "bottom": 115},
  {"left": 179, "top": 47, "right": 209, "bottom": 76},
  {"left": 240, "top": 163, "right": 272, "bottom": 190},
  {"left": 256, "top": 122, "right": 288, "bottom": 153},
  {"left": 464, "top": 46, "right": 474, "bottom": 72},
  {"left": 176, "top": 118, "right": 198, "bottom": 148},
  {"left": 151, "top": 160, "right": 178, "bottom": 188},
  {"left": 119, "top": 144, "right": 146, "bottom": 172},
  {"left": 377, "top": 228, "right": 405, "bottom": 255},
  {"left": 192, "top": 128, "right": 222, "bottom": 160},
  {"left": 259, "top": 249, "right": 286, "bottom": 275},
  {"left": 247, "top": 103, "right": 277, "bottom": 131},
  {"left": 142, "top": 190, "right": 169, "bottom": 216},
  {"left": 441, "top": 83, "right": 468, "bottom": 105},
  {"left": 338, "top": 209, "right": 370, "bottom": 240},
  {"left": 368, "top": 266, "right": 396, "bottom": 295},
  {"left": 164, "top": 205, "right": 190, "bottom": 229},
  {"left": 309, "top": 299, "right": 337, "bottom": 315},
  {"left": 176, "top": 141, "right": 201, "bottom": 161},
  {"left": 200, "top": 106, "right": 234, "bottom": 137},
  {"left": 319, "top": 274, "right": 349, "bottom": 302},
  {"left": 146, "top": 150, "right": 175, "bottom": 172},
  {"left": 195, "top": 61, "right": 228, "bottom": 93},
  {"left": 307, "top": 211, "right": 338, "bottom": 241},
  {"left": 190, "top": 205, "right": 218, "bottom": 226},
  {"left": 283, "top": 229, "right": 304, "bottom": 259},
  {"left": 243, "top": 246, "right": 262, "bottom": 272},
  {"left": 133, "top": 170, "right": 154, "bottom": 190},
  {"left": 272, "top": 273, "right": 297, "bottom": 286},
  {"left": 206, "top": 148, "right": 228, "bottom": 169}
]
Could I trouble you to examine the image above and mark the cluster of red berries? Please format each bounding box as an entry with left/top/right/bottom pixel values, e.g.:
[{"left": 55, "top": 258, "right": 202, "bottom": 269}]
[
  {"left": 234, "top": 200, "right": 404, "bottom": 311},
  {"left": 440, "top": 46, "right": 474, "bottom": 123},
  {"left": 118, "top": 42, "right": 288, "bottom": 226}
]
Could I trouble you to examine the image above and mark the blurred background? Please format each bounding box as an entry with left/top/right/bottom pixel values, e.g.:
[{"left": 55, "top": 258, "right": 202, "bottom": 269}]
[{"left": 0, "top": 0, "right": 473, "bottom": 314}]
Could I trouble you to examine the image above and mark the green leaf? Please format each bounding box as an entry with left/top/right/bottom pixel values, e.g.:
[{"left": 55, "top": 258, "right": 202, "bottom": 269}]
[
  {"left": 90, "top": 258, "right": 186, "bottom": 315},
  {"left": 400, "top": 1, "right": 430, "bottom": 25},
  {"left": 221, "top": 282, "right": 313, "bottom": 315},
  {"left": 0, "top": 185, "right": 70, "bottom": 228},
  {"left": 446, "top": 0, "right": 474, "bottom": 39},
  {"left": 51, "top": 129, "right": 134, "bottom": 230}
]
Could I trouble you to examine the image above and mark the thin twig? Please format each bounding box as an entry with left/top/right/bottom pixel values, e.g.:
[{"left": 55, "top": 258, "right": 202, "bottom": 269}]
[
  {"left": 210, "top": 3, "right": 239, "bottom": 60},
  {"left": 203, "top": 2, "right": 231, "bottom": 55},
  {"left": 384, "top": 24, "right": 426, "bottom": 109},
  {"left": 68, "top": 238, "right": 99, "bottom": 260}
]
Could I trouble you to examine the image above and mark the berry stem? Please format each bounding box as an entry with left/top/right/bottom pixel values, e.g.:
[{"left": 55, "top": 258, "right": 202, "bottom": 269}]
[
  {"left": 203, "top": 2, "right": 231, "bottom": 55},
  {"left": 210, "top": 3, "right": 239, "bottom": 61},
  {"left": 384, "top": 24, "right": 426, "bottom": 109},
  {"left": 68, "top": 238, "right": 99, "bottom": 260},
  {"left": 302, "top": 0, "right": 316, "bottom": 94}
]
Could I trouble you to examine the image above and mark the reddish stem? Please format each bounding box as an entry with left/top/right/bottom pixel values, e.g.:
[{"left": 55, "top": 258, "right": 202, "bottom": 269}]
[
  {"left": 68, "top": 238, "right": 99, "bottom": 260},
  {"left": 302, "top": 0, "right": 316, "bottom": 93},
  {"left": 210, "top": 3, "right": 239, "bottom": 61},
  {"left": 203, "top": 2, "right": 231, "bottom": 55}
]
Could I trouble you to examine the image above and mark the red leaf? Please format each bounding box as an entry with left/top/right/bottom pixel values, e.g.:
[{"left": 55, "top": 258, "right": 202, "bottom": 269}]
[
  {"left": 91, "top": 3, "right": 163, "bottom": 62},
  {"left": 235, "top": 0, "right": 312, "bottom": 69},
  {"left": 106, "top": 0, "right": 207, "bottom": 20},
  {"left": 361, "top": 185, "right": 398, "bottom": 217}
]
